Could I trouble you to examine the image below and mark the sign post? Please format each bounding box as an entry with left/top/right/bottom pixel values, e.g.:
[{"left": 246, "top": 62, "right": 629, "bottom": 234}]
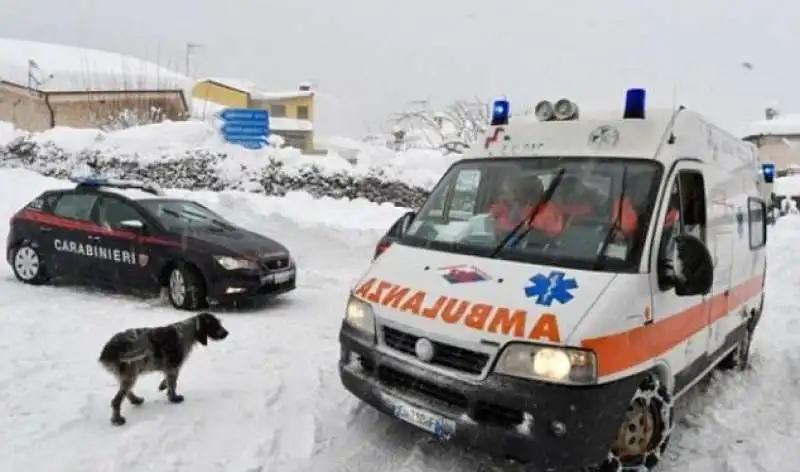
[{"left": 218, "top": 108, "right": 270, "bottom": 150}]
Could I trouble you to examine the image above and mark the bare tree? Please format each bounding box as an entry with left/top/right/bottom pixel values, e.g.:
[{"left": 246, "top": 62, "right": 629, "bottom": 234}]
[{"left": 389, "top": 98, "right": 492, "bottom": 154}]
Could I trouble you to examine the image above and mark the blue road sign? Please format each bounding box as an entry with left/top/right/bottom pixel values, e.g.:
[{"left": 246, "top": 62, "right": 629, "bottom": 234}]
[{"left": 218, "top": 108, "right": 270, "bottom": 149}]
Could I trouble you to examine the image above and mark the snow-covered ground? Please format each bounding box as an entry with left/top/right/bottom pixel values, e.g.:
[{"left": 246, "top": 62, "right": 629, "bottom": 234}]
[{"left": 1, "top": 167, "right": 798, "bottom": 472}]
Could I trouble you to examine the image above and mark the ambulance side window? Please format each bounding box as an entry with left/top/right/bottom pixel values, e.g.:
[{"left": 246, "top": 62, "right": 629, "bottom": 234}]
[
  {"left": 747, "top": 197, "right": 767, "bottom": 249},
  {"left": 673, "top": 171, "right": 707, "bottom": 241},
  {"left": 52, "top": 193, "right": 99, "bottom": 222}
]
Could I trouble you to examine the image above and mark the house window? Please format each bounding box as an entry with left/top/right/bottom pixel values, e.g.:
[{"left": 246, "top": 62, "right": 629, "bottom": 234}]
[
  {"left": 297, "top": 106, "right": 309, "bottom": 120},
  {"left": 748, "top": 197, "right": 767, "bottom": 249},
  {"left": 270, "top": 104, "right": 286, "bottom": 117}
]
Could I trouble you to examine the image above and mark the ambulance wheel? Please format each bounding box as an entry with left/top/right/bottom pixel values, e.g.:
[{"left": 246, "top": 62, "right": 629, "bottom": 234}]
[
  {"left": 11, "top": 242, "right": 50, "bottom": 285},
  {"left": 718, "top": 324, "right": 753, "bottom": 371},
  {"left": 166, "top": 262, "right": 207, "bottom": 310},
  {"left": 587, "top": 375, "right": 674, "bottom": 472}
]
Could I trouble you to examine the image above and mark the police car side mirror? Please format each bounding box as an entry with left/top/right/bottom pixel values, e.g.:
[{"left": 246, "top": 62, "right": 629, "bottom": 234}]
[
  {"left": 119, "top": 219, "right": 146, "bottom": 234},
  {"left": 672, "top": 234, "right": 713, "bottom": 297}
]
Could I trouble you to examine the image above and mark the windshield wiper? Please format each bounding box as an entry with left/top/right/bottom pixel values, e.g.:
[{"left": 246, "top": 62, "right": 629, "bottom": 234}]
[
  {"left": 593, "top": 166, "right": 628, "bottom": 270},
  {"left": 488, "top": 168, "right": 566, "bottom": 258}
]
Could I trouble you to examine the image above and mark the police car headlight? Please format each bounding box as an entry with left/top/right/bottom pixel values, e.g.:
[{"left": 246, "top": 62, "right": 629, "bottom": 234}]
[
  {"left": 215, "top": 256, "right": 259, "bottom": 271},
  {"left": 344, "top": 295, "right": 376, "bottom": 336},
  {"left": 495, "top": 343, "right": 597, "bottom": 385}
]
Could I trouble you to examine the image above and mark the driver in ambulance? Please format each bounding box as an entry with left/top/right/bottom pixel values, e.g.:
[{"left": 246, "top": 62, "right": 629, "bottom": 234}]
[{"left": 488, "top": 174, "right": 565, "bottom": 237}]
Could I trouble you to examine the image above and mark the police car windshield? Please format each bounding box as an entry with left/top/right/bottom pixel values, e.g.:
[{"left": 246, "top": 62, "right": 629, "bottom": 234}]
[
  {"left": 137, "top": 199, "right": 234, "bottom": 231},
  {"left": 400, "top": 157, "right": 663, "bottom": 272}
]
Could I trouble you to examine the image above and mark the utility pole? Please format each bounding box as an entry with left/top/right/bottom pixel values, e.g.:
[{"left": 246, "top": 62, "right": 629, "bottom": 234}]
[{"left": 185, "top": 43, "right": 202, "bottom": 77}]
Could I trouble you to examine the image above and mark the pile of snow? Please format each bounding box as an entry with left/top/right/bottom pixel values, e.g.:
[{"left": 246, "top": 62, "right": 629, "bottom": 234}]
[{"left": 0, "top": 120, "right": 460, "bottom": 209}]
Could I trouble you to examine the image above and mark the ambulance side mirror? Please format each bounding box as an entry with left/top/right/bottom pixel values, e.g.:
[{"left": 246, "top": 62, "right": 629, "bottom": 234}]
[
  {"left": 119, "top": 219, "right": 146, "bottom": 234},
  {"left": 672, "top": 234, "right": 713, "bottom": 296},
  {"left": 374, "top": 211, "right": 416, "bottom": 260},
  {"left": 389, "top": 211, "right": 416, "bottom": 237}
]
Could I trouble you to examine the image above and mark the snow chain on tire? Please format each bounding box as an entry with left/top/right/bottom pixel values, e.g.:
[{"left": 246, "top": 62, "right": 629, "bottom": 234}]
[{"left": 587, "top": 375, "right": 674, "bottom": 472}]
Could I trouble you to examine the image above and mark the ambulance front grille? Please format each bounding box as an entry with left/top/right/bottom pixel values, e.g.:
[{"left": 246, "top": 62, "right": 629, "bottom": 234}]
[{"left": 382, "top": 326, "right": 489, "bottom": 375}]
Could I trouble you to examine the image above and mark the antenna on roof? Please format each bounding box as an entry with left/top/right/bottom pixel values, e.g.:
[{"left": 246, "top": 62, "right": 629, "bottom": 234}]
[{"left": 671, "top": 84, "right": 678, "bottom": 113}]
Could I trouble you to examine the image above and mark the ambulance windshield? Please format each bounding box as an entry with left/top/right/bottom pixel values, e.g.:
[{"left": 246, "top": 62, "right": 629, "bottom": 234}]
[{"left": 400, "top": 157, "right": 663, "bottom": 272}]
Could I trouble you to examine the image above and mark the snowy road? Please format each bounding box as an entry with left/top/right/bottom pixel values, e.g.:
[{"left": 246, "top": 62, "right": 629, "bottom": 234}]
[{"left": 1, "top": 169, "right": 798, "bottom": 472}]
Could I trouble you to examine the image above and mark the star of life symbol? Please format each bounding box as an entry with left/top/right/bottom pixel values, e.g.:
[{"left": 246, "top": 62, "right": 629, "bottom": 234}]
[
  {"left": 588, "top": 125, "right": 619, "bottom": 148},
  {"left": 524, "top": 271, "right": 578, "bottom": 307}
]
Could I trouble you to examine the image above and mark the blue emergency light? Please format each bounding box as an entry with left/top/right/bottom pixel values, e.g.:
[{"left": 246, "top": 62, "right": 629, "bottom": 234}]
[
  {"left": 762, "top": 163, "right": 776, "bottom": 183},
  {"left": 491, "top": 98, "right": 510, "bottom": 126},
  {"left": 623, "top": 88, "right": 646, "bottom": 119}
]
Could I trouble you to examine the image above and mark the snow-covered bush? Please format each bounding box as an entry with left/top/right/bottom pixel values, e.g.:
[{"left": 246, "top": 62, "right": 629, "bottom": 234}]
[{"left": 0, "top": 134, "right": 433, "bottom": 209}]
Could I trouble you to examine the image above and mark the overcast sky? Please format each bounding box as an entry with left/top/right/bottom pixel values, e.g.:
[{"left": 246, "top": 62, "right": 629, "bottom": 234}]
[{"left": 1, "top": 0, "right": 798, "bottom": 137}]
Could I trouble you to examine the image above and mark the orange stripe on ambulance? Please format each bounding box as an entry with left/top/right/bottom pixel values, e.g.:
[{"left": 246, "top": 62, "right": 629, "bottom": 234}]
[{"left": 354, "top": 277, "right": 562, "bottom": 343}]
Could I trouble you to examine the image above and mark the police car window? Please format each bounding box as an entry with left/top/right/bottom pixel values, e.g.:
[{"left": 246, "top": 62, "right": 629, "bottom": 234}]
[
  {"left": 53, "top": 194, "right": 98, "bottom": 221},
  {"left": 98, "top": 198, "right": 143, "bottom": 229}
]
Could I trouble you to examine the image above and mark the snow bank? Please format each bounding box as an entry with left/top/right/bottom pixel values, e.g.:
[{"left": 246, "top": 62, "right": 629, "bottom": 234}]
[
  {"left": 0, "top": 120, "right": 460, "bottom": 209},
  {"left": 0, "top": 167, "right": 406, "bottom": 232}
]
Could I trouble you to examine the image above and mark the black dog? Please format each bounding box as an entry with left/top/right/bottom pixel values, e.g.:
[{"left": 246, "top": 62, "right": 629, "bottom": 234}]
[{"left": 98, "top": 312, "right": 229, "bottom": 426}]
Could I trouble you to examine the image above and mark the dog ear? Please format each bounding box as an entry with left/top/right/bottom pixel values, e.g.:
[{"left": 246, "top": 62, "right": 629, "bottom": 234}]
[{"left": 195, "top": 318, "right": 208, "bottom": 346}]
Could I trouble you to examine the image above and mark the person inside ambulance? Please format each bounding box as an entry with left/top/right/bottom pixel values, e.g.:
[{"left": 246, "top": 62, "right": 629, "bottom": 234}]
[
  {"left": 488, "top": 173, "right": 565, "bottom": 238},
  {"left": 551, "top": 175, "right": 600, "bottom": 222},
  {"left": 608, "top": 171, "right": 678, "bottom": 241}
]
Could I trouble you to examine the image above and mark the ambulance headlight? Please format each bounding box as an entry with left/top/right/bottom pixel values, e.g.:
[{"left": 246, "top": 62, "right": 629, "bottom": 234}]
[
  {"left": 534, "top": 100, "right": 555, "bottom": 121},
  {"left": 553, "top": 98, "right": 579, "bottom": 120},
  {"left": 215, "top": 256, "right": 260, "bottom": 271},
  {"left": 495, "top": 343, "right": 597, "bottom": 384},
  {"left": 344, "top": 295, "right": 376, "bottom": 336}
]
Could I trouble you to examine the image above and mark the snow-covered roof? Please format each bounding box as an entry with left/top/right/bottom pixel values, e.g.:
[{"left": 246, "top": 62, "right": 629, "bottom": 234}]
[
  {"left": 198, "top": 77, "right": 314, "bottom": 100},
  {"left": 200, "top": 77, "right": 260, "bottom": 94},
  {"left": 743, "top": 114, "right": 800, "bottom": 138},
  {"left": 270, "top": 117, "right": 313, "bottom": 131},
  {"left": 252, "top": 90, "right": 314, "bottom": 100},
  {"left": 0, "top": 38, "right": 190, "bottom": 92}
]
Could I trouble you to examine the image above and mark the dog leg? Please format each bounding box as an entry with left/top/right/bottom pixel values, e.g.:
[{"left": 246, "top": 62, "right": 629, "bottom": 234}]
[
  {"left": 110, "top": 377, "right": 135, "bottom": 426},
  {"left": 126, "top": 391, "right": 144, "bottom": 405},
  {"left": 164, "top": 371, "right": 184, "bottom": 403},
  {"left": 158, "top": 378, "right": 167, "bottom": 391}
]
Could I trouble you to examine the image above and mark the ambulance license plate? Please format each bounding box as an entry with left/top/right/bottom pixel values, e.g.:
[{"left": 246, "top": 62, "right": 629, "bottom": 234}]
[{"left": 391, "top": 398, "right": 455, "bottom": 439}]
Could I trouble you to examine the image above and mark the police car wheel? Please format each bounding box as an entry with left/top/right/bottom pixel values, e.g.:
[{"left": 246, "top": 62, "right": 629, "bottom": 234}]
[
  {"left": 166, "top": 263, "right": 207, "bottom": 310},
  {"left": 11, "top": 243, "right": 49, "bottom": 285},
  {"left": 587, "top": 375, "right": 674, "bottom": 472}
]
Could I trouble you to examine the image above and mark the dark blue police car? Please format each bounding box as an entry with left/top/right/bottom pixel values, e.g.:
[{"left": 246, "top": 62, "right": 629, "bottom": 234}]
[{"left": 5, "top": 177, "right": 296, "bottom": 309}]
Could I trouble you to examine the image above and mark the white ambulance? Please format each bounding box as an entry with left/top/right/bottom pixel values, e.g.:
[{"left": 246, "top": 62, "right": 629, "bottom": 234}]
[{"left": 338, "top": 89, "right": 769, "bottom": 471}]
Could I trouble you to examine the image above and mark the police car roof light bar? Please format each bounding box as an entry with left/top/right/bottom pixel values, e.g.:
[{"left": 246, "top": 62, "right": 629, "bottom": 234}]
[
  {"left": 69, "top": 176, "right": 165, "bottom": 196},
  {"left": 623, "top": 88, "right": 646, "bottom": 119},
  {"left": 762, "top": 162, "right": 776, "bottom": 184},
  {"left": 491, "top": 98, "right": 510, "bottom": 126}
]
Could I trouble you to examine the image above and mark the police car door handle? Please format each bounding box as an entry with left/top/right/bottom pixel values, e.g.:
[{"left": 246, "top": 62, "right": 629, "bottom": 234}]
[
  {"left": 40, "top": 226, "right": 52, "bottom": 232},
  {"left": 88, "top": 235, "right": 101, "bottom": 241}
]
